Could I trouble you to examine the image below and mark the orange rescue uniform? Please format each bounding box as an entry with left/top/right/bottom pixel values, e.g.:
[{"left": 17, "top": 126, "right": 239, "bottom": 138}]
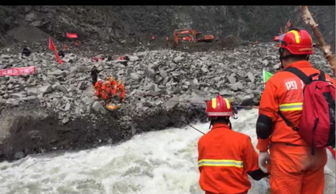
[
  {"left": 94, "top": 80, "right": 104, "bottom": 99},
  {"left": 110, "top": 79, "right": 118, "bottom": 96},
  {"left": 198, "top": 123, "right": 260, "bottom": 194},
  {"left": 257, "top": 60, "right": 336, "bottom": 194},
  {"left": 94, "top": 79, "right": 126, "bottom": 102}
]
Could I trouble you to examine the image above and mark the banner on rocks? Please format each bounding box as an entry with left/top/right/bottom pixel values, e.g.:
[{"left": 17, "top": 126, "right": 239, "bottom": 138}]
[
  {"left": 66, "top": 33, "right": 78, "bottom": 39},
  {"left": 0, "top": 66, "right": 37, "bottom": 77}
]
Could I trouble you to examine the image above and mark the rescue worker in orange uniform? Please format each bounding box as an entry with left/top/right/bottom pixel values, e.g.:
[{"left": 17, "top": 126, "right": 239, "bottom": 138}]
[
  {"left": 107, "top": 77, "right": 118, "bottom": 96},
  {"left": 198, "top": 95, "right": 268, "bottom": 194},
  {"left": 100, "top": 79, "right": 111, "bottom": 101},
  {"left": 256, "top": 28, "right": 336, "bottom": 194},
  {"left": 94, "top": 76, "right": 126, "bottom": 104},
  {"left": 94, "top": 80, "right": 103, "bottom": 98},
  {"left": 117, "top": 81, "right": 126, "bottom": 103}
]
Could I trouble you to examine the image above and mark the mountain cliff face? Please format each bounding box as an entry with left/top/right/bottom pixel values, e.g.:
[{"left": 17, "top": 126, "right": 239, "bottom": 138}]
[{"left": 0, "top": 6, "right": 334, "bottom": 51}]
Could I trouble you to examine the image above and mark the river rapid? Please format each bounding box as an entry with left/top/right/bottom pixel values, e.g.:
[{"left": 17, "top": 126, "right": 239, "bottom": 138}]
[{"left": 0, "top": 109, "right": 334, "bottom": 194}]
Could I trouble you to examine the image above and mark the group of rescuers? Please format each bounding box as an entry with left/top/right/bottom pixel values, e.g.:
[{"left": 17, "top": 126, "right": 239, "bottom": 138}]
[
  {"left": 91, "top": 65, "right": 126, "bottom": 105},
  {"left": 90, "top": 28, "right": 335, "bottom": 194},
  {"left": 198, "top": 28, "right": 335, "bottom": 194}
]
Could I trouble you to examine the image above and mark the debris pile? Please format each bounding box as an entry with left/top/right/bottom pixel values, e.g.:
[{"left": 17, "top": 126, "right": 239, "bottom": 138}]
[{"left": 0, "top": 42, "right": 331, "bottom": 160}]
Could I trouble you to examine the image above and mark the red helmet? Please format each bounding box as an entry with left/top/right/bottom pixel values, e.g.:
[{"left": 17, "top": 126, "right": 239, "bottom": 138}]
[
  {"left": 206, "top": 96, "right": 233, "bottom": 117},
  {"left": 274, "top": 29, "right": 313, "bottom": 55}
]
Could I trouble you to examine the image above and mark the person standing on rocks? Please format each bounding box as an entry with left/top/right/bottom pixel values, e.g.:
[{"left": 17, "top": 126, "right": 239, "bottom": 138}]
[
  {"left": 91, "top": 65, "right": 101, "bottom": 86},
  {"left": 21, "top": 46, "right": 31, "bottom": 57},
  {"left": 256, "top": 28, "right": 336, "bottom": 194},
  {"left": 92, "top": 73, "right": 126, "bottom": 111},
  {"left": 198, "top": 95, "right": 268, "bottom": 194},
  {"left": 58, "top": 50, "right": 65, "bottom": 58},
  {"left": 165, "top": 36, "right": 169, "bottom": 48}
]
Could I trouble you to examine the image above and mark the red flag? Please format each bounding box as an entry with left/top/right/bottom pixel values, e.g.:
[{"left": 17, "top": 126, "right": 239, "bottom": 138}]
[
  {"left": 48, "top": 37, "right": 56, "bottom": 51},
  {"left": 48, "top": 37, "right": 63, "bottom": 64},
  {"left": 53, "top": 51, "right": 63, "bottom": 64},
  {"left": 66, "top": 32, "right": 78, "bottom": 39}
]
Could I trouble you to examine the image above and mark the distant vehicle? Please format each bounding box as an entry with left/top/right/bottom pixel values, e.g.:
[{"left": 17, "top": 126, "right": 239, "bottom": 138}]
[{"left": 173, "top": 29, "right": 215, "bottom": 45}]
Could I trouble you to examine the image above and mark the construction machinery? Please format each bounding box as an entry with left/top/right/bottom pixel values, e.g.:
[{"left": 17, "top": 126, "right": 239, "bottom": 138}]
[{"left": 173, "top": 29, "right": 215, "bottom": 46}]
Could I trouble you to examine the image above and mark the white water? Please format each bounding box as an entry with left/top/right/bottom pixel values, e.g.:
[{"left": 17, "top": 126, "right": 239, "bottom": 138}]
[{"left": 0, "top": 109, "right": 334, "bottom": 194}]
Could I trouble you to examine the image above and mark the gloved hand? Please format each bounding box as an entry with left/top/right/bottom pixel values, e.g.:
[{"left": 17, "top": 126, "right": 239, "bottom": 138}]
[{"left": 258, "top": 151, "right": 270, "bottom": 173}]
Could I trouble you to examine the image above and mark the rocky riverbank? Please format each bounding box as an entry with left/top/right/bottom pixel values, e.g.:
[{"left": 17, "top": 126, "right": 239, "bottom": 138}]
[{"left": 0, "top": 42, "right": 333, "bottom": 161}]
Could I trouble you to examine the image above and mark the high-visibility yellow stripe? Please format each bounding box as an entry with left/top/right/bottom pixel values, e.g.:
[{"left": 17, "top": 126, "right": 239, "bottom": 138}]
[
  {"left": 224, "top": 98, "right": 230, "bottom": 109},
  {"left": 198, "top": 159, "right": 243, "bottom": 168},
  {"left": 280, "top": 102, "right": 303, "bottom": 106},
  {"left": 211, "top": 98, "right": 217, "bottom": 109},
  {"left": 279, "top": 102, "right": 303, "bottom": 111},
  {"left": 289, "top": 30, "right": 300, "bottom": 44}
]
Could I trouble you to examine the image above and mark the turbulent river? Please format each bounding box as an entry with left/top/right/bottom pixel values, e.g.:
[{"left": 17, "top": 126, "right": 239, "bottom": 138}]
[{"left": 0, "top": 109, "right": 334, "bottom": 194}]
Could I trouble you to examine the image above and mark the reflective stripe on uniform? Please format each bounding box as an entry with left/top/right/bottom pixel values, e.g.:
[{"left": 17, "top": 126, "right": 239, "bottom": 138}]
[
  {"left": 198, "top": 159, "right": 243, "bottom": 168},
  {"left": 279, "top": 102, "right": 303, "bottom": 111}
]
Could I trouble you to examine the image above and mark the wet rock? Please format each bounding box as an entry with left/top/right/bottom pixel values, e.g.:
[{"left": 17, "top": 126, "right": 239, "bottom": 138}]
[
  {"left": 78, "top": 82, "right": 87, "bottom": 90},
  {"left": 247, "top": 72, "right": 255, "bottom": 83},
  {"left": 173, "top": 56, "right": 184, "bottom": 63},
  {"left": 64, "top": 102, "right": 71, "bottom": 111},
  {"left": 164, "top": 96, "right": 180, "bottom": 110},
  {"left": 228, "top": 74, "right": 237, "bottom": 84},
  {"left": 273, "top": 63, "right": 281, "bottom": 70},
  {"left": 130, "top": 72, "right": 140, "bottom": 81},
  {"left": 6, "top": 99, "right": 19, "bottom": 106},
  {"left": 20, "top": 96, "right": 38, "bottom": 102},
  {"left": 229, "top": 82, "right": 244, "bottom": 91},
  {"left": 262, "top": 59, "right": 269, "bottom": 66},
  {"left": 91, "top": 101, "right": 108, "bottom": 114},
  {"left": 159, "top": 68, "right": 168, "bottom": 78},
  {"left": 62, "top": 117, "right": 70, "bottom": 124},
  {"left": 39, "top": 84, "right": 53, "bottom": 95},
  {"left": 81, "top": 95, "right": 94, "bottom": 106},
  {"left": 31, "top": 20, "right": 42, "bottom": 27},
  {"left": 28, "top": 130, "right": 41, "bottom": 140},
  {"left": 129, "top": 56, "right": 139, "bottom": 62},
  {"left": 201, "top": 66, "right": 208, "bottom": 73},
  {"left": 191, "top": 78, "right": 199, "bottom": 89},
  {"left": 10, "top": 92, "right": 26, "bottom": 99},
  {"left": 145, "top": 66, "right": 156, "bottom": 78},
  {"left": 14, "top": 151, "right": 25, "bottom": 160},
  {"left": 1, "top": 54, "right": 10, "bottom": 59},
  {"left": 25, "top": 12, "right": 37, "bottom": 22},
  {"left": 7, "top": 84, "right": 13, "bottom": 89},
  {"left": 52, "top": 83, "right": 67, "bottom": 93},
  {"left": 3, "top": 93, "right": 9, "bottom": 99},
  {"left": 48, "top": 69, "right": 65, "bottom": 77}
]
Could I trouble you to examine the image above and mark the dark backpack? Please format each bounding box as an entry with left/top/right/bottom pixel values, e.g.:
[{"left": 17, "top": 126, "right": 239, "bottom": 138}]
[{"left": 278, "top": 67, "right": 335, "bottom": 151}]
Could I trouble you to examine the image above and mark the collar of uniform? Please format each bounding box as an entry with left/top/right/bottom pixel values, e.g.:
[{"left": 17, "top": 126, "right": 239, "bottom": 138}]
[
  {"left": 284, "top": 60, "right": 312, "bottom": 69},
  {"left": 211, "top": 123, "right": 230, "bottom": 130}
]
